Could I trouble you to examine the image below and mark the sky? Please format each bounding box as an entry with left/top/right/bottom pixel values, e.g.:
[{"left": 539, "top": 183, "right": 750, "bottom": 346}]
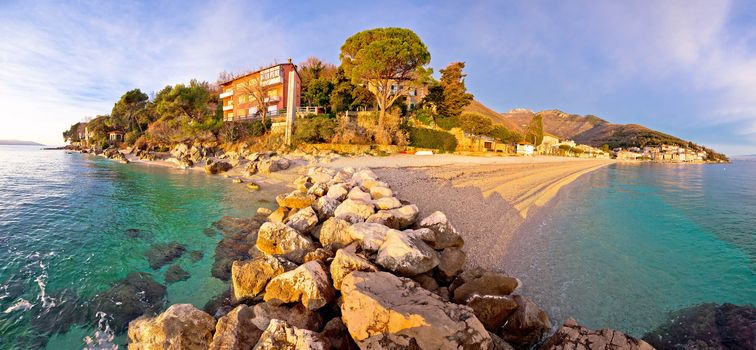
[{"left": 1, "top": 1, "right": 755, "bottom": 155}]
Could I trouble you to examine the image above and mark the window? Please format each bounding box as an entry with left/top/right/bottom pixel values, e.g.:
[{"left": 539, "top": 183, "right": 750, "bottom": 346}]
[{"left": 238, "top": 95, "right": 246, "bottom": 104}]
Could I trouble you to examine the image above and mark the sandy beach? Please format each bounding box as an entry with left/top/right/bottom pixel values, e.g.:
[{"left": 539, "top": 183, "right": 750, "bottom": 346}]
[{"left": 328, "top": 155, "right": 614, "bottom": 270}]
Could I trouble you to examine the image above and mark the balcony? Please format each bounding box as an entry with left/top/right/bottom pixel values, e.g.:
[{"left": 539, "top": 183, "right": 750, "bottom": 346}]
[
  {"left": 219, "top": 89, "right": 234, "bottom": 99},
  {"left": 264, "top": 95, "right": 280, "bottom": 103},
  {"left": 261, "top": 76, "right": 283, "bottom": 87},
  {"left": 222, "top": 104, "right": 233, "bottom": 111}
]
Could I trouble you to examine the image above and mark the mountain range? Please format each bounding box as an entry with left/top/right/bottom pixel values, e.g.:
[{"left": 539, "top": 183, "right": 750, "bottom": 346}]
[{"left": 464, "top": 100, "right": 720, "bottom": 153}]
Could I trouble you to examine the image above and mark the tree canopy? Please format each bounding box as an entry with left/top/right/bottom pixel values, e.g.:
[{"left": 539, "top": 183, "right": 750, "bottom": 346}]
[
  {"left": 339, "top": 27, "right": 431, "bottom": 126},
  {"left": 525, "top": 113, "right": 544, "bottom": 145},
  {"left": 459, "top": 112, "right": 493, "bottom": 136},
  {"left": 110, "top": 89, "right": 150, "bottom": 132},
  {"left": 438, "top": 62, "right": 473, "bottom": 117}
]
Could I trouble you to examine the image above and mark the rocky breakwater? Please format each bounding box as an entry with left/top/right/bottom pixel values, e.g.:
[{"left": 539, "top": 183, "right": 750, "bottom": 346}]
[{"left": 126, "top": 167, "right": 653, "bottom": 350}]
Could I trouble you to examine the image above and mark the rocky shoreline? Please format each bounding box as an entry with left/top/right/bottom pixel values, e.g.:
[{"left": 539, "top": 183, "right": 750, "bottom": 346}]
[{"left": 122, "top": 166, "right": 657, "bottom": 349}]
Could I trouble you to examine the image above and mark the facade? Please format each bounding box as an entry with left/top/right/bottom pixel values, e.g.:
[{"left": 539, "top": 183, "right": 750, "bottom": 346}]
[
  {"left": 516, "top": 141, "right": 534, "bottom": 155},
  {"left": 219, "top": 61, "right": 301, "bottom": 122}
]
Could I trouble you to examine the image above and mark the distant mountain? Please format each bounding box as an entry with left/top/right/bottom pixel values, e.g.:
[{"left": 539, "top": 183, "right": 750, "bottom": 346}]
[
  {"left": 0, "top": 139, "right": 45, "bottom": 146},
  {"left": 463, "top": 100, "right": 727, "bottom": 160}
]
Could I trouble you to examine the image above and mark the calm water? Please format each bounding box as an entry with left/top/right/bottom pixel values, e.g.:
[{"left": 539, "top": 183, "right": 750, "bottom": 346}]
[
  {"left": 0, "top": 146, "right": 281, "bottom": 349},
  {"left": 505, "top": 160, "right": 756, "bottom": 337}
]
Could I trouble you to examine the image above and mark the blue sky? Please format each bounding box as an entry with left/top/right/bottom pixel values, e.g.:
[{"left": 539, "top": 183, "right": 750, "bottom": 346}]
[{"left": 1, "top": 1, "right": 755, "bottom": 154}]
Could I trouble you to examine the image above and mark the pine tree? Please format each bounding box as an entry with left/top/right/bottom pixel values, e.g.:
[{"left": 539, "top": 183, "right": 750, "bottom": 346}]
[{"left": 439, "top": 62, "right": 473, "bottom": 117}]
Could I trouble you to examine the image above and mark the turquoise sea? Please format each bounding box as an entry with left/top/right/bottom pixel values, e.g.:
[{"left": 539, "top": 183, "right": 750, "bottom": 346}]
[
  {"left": 0, "top": 146, "right": 282, "bottom": 349},
  {"left": 1, "top": 146, "right": 754, "bottom": 348},
  {"left": 505, "top": 160, "right": 756, "bottom": 337}
]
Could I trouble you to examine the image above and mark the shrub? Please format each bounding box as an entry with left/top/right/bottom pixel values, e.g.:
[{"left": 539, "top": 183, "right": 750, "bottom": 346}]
[
  {"left": 435, "top": 115, "right": 459, "bottom": 130},
  {"left": 407, "top": 127, "right": 457, "bottom": 153},
  {"left": 247, "top": 119, "right": 271, "bottom": 137},
  {"left": 124, "top": 131, "right": 141, "bottom": 146},
  {"left": 414, "top": 109, "right": 434, "bottom": 125},
  {"left": 294, "top": 115, "right": 338, "bottom": 143},
  {"left": 218, "top": 121, "right": 248, "bottom": 143},
  {"left": 133, "top": 135, "right": 148, "bottom": 150}
]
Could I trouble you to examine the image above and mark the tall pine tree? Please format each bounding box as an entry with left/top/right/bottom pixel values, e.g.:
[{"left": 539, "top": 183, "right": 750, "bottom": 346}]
[{"left": 439, "top": 62, "right": 473, "bottom": 117}]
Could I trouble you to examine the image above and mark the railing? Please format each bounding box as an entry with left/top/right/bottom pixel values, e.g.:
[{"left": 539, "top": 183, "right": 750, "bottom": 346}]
[
  {"left": 222, "top": 105, "right": 233, "bottom": 111},
  {"left": 219, "top": 90, "right": 234, "bottom": 99}
]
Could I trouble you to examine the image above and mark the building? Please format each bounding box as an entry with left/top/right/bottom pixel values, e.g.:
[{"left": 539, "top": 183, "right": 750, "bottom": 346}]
[
  {"left": 516, "top": 141, "right": 534, "bottom": 155},
  {"left": 219, "top": 61, "right": 301, "bottom": 122},
  {"left": 108, "top": 131, "right": 124, "bottom": 142}
]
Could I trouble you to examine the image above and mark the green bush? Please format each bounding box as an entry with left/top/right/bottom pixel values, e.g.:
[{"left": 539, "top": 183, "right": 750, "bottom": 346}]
[
  {"left": 407, "top": 127, "right": 457, "bottom": 153},
  {"left": 294, "top": 115, "right": 338, "bottom": 143},
  {"left": 414, "top": 109, "right": 434, "bottom": 125},
  {"left": 124, "top": 131, "right": 141, "bottom": 146},
  {"left": 435, "top": 115, "right": 459, "bottom": 130},
  {"left": 246, "top": 119, "right": 271, "bottom": 137}
]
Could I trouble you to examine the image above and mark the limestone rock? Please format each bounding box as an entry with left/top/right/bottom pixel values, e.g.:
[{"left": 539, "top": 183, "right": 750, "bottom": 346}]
[
  {"left": 128, "top": 304, "right": 215, "bottom": 350},
  {"left": 418, "top": 211, "right": 464, "bottom": 249},
  {"left": 452, "top": 270, "right": 520, "bottom": 304},
  {"left": 319, "top": 217, "right": 354, "bottom": 250},
  {"left": 251, "top": 302, "right": 324, "bottom": 332},
  {"left": 313, "top": 196, "right": 339, "bottom": 222},
  {"left": 205, "top": 161, "right": 233, "bottom": 174},
  {"left": 209, "top": 305, "right": 262, "bottom": 350},
  {"left": 369, "top": 186, "right": 393, "bottom": 199},
  {"left": 164, "top": 264, "right": 190, "bottom": 284},
  {"left": 376, "top": 229, "right": 439, "bottom": 276},
  {"left": 319, "top": 318, "right": 358, "bottom": 350},
  {"left": 285, "top": 206, "right": 319, "bottom": 234},
  {"left": 351, "top": 169, "right": 378, "bottom": 185},
  {"left": 438, "top": 247, "right": 466, "bottom": 281},
  {"left": 499, "top": 295, "right": 552, "bottom": 349},
  {"left": 145, "top": 242, "right": 186, "bottom": 270},
  {"left": 346, "top": 187, "right": 372, "bottom": 202},
  {"left": 264, "top": 261, "right": 335, "bottom": 310},
  {"left": 231, "top": 255, "right": 285, "bottom": 301},
  {"left": 373, "top": 196, "right": 402, "bottom": 210},
  {"left": 276, "top": 191, "right": 316, "bottom": 209},
  {"left": 466, "top": 294, "right": 519, "bottom": 332},
  {"left": 253, "top": 319, "right": 330, "bottom": 350},
  {"left": 330, "top": 247, "right": 378, "bottom": 290},
  {"left": 360, "top": 179, "right": 388, "bottom": 191},
  {"left": 325, "top": 183, "right": 349, "bottom": 201},
  {"left": 334, "top": 199, "right": 375, "bottom": 224},
  {"left": 268, "top": 207, "right": 289, "bottom": 223},
  {"left": 340, "top": 271, "right": 492, "bottom": 349},
  {"left": 365, "top": 204, "right": 419, "bottom": 230},
  {"left": 90, "top": 272, "right": 167, "bottom": 334},
  {"left": 346, "top": 222, "right": 391, "bottom": 252},
  {"left": 542, "top": 318, "right": 654, "bottom": 350},
  {"left": 256, "top": 222, "right": 316, "bottom": 264},
  {"left": 303, "top": 248, "right": 334, "bottom": 263},
  {"left": 307, "top": 182, "right": 328, "bottom": 197}
]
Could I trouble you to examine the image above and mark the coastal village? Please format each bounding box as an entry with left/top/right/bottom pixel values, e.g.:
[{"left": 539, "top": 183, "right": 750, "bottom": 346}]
[{"left": 47, "top": 27, "right": 742, "bottom": 350}]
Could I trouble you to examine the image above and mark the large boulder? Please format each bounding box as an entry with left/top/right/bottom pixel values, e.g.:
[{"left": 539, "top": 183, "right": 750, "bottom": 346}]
[
  {"left": 256, "top": 222, "right": 316, "bottom": 264},
  {"left": 330, "top": 246, "right": 378, "bottom": 290},
  {"left": 264, "top": 261, "right": 335, "bottom": 310},
  {"left": 347, "top": 187, "right": 372, "bottom": 202},
  {"left": 128, "top": 304, "right": 216, "bottom": 350},
  {"left": 452, "top": 269, "right": 520, "bottom": 304},
  {"left": 334, "top": 199, "right": 375, "bottom": 223},
  {"left": 325, "top": 183, "right": 349, "bottom": 201},
  {"left": 231, "top": 255, "right": 286, "bottom": 301},
  {"left": 466, "top": 294, "right": 519, "bottom": 332},
  {"left": 346, "top": 222, "right": 392, "bottom": 252},
  {"left": 499, "top": 295, "right": 552, "bottom": 349},
  {"left": 285, "top": 206, "right": 319, "bottom": 234},
  {"left": 276, "top": 191, "right": 316, "bottom": 209},
  {"left": 542, "top": 318, "right": 654, "bottom": 350},
  {"left": 418, "top": 211, "right": 464, "bottom": 249},
  {"left": 253, "top": 319, "right": 330, "bottom": 350},
  {"left": 313, "top": 196, "right": 340, "bottom": 222},
  {"left": 319, "top": 318, "right": 358, "bottom": 350},
  {"left": 365, "top": 205, "right": 419, "bottom": 230},
  {"left": 209, "top": 305, "right": 262, "bottom": 350},
  {"left": 438, "top": 247, "right": 466, "bottom": 281},
  {"left": 205, "top": 161, "right": 233, "bottom": 174},
  {"left": 375, "top": 230, "right": 439, "bottom": 276},
  {"left": 251, "top": 301, "right": 324, "bottom": 332},
  {"left": 373, "top": 197, "right": 402, "bottom": 210},
  {"left": 368, "top": 186, "right": 393, "bottom": 199},
  {"left": 642, "top": 303, "right": 756, "bottom": 350},
  {"left": 340, "top": 271, "right": 492, "bottom": 349},
  {"left": 318, "top": 217, "right": 354, "bottom": 250}
]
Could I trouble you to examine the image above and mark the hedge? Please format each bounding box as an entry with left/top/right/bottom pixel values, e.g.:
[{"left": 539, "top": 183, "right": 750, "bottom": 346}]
[{"left": 407, "top": 127, "right": 457, "bottom": 153}]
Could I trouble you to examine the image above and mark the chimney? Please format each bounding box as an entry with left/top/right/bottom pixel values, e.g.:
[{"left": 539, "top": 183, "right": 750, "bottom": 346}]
[{"left": 288, "top": 58, "right": 292, "bottom": 64}]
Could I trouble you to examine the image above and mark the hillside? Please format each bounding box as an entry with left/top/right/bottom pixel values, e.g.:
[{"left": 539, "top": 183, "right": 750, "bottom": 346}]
[
  {"left": 0, "top": 139, "right": 44, "bottom": 146},
  {"left": 465, "top": 100, "right": 727, "bottom": 160}
]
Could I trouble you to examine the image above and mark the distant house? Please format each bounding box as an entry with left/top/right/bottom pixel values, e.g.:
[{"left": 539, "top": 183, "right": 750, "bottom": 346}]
[
  {"left": 516, "top": 141, "right": 534, "bottom": 156},
  {"left": 219, "top": 60, "right": 301, "bottom": 122},
  {"left": 108, "top": 131, "right": 124, "bottom": 142}
]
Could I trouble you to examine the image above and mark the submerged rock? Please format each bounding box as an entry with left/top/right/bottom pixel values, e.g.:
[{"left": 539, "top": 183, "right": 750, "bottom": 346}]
[
  {"left": 642, "top": 303, "right": 756, "bottom": 350},
  {"left": 90, "top": 272, "right": 167, "bottom": 334},
  {"left": 124, "top": 228, "right": 143, "bottom": 239},
  {"left": 164, "top": 264, "right": 190, "bottom": 284},
  {"left": 189, "top": 250, "right": 204, "bottom": 262},
  {"left": 341, "top": 271, "right": 491, "bottom": 349},
  {"left": 542, "top": 318, "right": 654, "bottom": 350},
  {"left": 128, "top": 304, "right": 216, "bottom": 350},
  {"left": 145, "top": 242, "right": 186, "bottom": 270}
]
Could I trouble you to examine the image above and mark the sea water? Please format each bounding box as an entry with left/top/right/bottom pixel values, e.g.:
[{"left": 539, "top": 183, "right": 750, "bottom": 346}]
[
  {"left": 0, "top": 146, "right": 282, "bottom": 349},
  {"left": 505, "top": 159, "right": 756, "bottom": 337}
]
